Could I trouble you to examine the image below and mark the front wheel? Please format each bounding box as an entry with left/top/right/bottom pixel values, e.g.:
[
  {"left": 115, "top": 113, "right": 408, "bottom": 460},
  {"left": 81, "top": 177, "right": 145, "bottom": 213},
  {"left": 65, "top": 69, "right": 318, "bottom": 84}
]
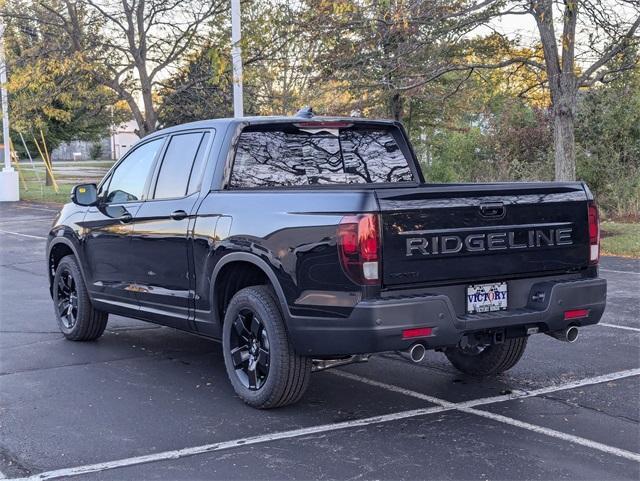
[
  {"left": 444, "top": 337, "right": 528, "bottom": 376},
  {"left": 222, "top": 285, "right": 311, "bottom": 409},
  {"left": 52, "top": 255, "right": 108, "bottom": 341}
]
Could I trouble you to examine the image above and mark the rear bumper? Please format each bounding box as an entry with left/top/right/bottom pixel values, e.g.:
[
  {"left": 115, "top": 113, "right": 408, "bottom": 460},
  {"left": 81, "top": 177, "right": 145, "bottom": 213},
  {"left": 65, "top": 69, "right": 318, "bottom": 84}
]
[{"left": 287, "top": 277, "right": 607, "bottom": 357}]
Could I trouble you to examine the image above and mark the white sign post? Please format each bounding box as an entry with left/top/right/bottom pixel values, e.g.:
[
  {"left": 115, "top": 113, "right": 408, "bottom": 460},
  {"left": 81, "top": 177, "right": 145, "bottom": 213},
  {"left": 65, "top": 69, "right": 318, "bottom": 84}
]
[
  {"left": 0, "top": 19, "right": 19, "bottom": 201},
  {"left": 231, "top": 0, "right": 244, "bottom": 118}
]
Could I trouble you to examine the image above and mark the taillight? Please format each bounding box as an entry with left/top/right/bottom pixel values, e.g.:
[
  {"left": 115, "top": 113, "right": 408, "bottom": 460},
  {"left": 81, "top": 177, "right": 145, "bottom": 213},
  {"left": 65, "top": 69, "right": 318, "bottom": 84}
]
[
  {"left": 588, "top": 202, "right": 599, "bottom": 264},
  {"left": 337, "top": 214, "right": 380, "bottom": 285}
]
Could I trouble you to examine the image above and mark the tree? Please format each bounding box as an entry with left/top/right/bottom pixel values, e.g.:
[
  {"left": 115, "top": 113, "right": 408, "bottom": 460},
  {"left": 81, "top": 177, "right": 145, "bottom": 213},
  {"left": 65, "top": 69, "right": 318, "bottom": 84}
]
[
  {"left": 4, "top": 0, "right": 127, "bottom": 153},
  {"left": 303, "top": 0, "right": 506, "bottom": 121},
  {"left": 7, "top": 54, "right": 126, "bottom": 149},
  {"left": 4, "top": 0, "right": 226, "bottom": 137},
  {"left": 575, "top": 63, "right": 640, "bottom": 216},
  {"left": 157, "top": 45, "right": 233, "bottom": 127},
  {"left": 242, "top": 1, "right": 321, "bottom": 115},
  {"left": 299, "top": 0, "right": 639, "bottom": 181},
  {"left": 158, "top": 0, "right": 318, "bottom": 123},
  {"left": 525, "top": 0, "right": 640, "bottom": 180}
]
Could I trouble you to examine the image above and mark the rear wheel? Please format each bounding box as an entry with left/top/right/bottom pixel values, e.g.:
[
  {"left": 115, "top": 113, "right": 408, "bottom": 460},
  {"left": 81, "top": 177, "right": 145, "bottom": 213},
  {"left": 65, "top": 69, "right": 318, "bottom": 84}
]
[
  {"left": 444, "top": 337, "right": 528, "bottom": 376},
  {"left": 222, "top": 285, "right": 311, "bottom": 408},
  {"left": 53, "top": 255, "right": 108, "bottom": 341}
]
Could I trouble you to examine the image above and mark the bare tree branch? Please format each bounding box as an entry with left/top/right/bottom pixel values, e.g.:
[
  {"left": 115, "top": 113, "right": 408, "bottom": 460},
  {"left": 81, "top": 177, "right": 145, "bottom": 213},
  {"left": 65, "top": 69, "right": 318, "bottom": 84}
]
[{"left": 578, "top": 14, "right": 640, "bottom": 85}]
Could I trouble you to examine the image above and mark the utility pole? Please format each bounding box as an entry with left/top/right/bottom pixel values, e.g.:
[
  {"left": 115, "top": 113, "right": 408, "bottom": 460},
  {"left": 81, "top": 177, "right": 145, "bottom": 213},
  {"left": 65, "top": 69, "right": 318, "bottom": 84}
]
[
  {"left": 231, "top": 0, "right": 244, "bottom": 118},
  {"left": 0, "top": 19, "right": 19, "bottom": 201}
]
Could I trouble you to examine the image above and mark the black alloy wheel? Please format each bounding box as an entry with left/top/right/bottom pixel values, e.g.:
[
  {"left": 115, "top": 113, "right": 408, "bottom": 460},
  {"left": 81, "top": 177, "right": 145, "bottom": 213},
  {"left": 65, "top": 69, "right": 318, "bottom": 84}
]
[
  {"left": 56, "top": 268, "right": 78, "bottom": 329},
  {"left": 52, "top": 255, "right": 108, "bottom": 341},
  {"left": 229, "top": 308, "right": 270, "bottom": 390},
  {"left": 221, "top": 285, "right": 312, "bottom": 408}
]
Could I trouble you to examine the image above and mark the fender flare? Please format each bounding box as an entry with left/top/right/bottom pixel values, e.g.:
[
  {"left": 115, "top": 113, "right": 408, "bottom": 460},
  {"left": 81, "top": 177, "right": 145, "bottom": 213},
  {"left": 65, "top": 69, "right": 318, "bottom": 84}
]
[
  {"left": 210, "top": 251, "right": 292, "bottom": 322},
  {"left": 47, "top": 236, "right": 89, "bottom": 295}
]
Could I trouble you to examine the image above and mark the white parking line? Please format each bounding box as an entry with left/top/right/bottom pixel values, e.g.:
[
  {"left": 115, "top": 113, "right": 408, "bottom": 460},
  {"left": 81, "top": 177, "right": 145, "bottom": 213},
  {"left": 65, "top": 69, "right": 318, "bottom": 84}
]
[
  {"left": 463, "top": 367, "right": 640, "bottom": 407},
  {"left": 0, "top": 230, "right": 47, "bottom": 240},
  {"left": 332, "top": 368, "right": 640, "bottom": 463},
  {"left": 12, "top": 368, "right": 640, "bottom": 480},
  {"left": 599, "top": 322, "right": 640, "bottom": 333},
  {"left": 14, "top": 405, "right": 454, "bottom": 481},
  {"left": 600, "top": 268, "right": 640, "bottom": 276},
  {"left": 14, "top": 206, "right": 59, "bottom": 213},
  {"left": 458, "top": 407, "right": 640, "bottom": 462},
  {"left": 332, "top": 368, "right": 640, "bottom": 409},
  {"left": 0, "top": 217, "right": 52, "bottom": 225}
]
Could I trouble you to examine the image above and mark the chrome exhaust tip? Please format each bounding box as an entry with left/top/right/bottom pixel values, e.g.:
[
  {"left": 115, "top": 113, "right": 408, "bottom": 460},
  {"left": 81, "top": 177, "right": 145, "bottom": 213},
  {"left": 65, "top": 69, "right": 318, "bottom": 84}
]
[
  {"left": 546, "top": 326, "right": 579, "bottom": 343},
  {"left": 400, "top": 343, "right": 426, "bottom": 363}
]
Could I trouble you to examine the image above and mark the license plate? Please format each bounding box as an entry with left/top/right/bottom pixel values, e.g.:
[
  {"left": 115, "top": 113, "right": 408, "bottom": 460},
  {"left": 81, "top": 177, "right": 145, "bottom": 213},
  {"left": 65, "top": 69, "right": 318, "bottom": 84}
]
[{"left": 467, "top": 282, "right": 508, "bottom": 314}]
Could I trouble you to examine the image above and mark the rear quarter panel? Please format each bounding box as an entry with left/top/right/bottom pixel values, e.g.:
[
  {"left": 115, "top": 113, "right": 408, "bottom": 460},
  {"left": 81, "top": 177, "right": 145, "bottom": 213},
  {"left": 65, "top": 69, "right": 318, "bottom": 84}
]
[{"left": 192, "top": 189, "right": 378, "bottom": 326}]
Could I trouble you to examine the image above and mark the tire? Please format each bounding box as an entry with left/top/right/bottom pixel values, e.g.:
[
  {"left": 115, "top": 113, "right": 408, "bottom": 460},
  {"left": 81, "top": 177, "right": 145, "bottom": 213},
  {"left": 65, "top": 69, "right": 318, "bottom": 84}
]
[
  {"left": 222, "top": 285, "right": 312, "bottom": 409},
  {"left": 444, "top": 337, "right": 528, "bottom": 376},
  {"left": 52, "top": 255, "right": 108, "bottom": 341}
]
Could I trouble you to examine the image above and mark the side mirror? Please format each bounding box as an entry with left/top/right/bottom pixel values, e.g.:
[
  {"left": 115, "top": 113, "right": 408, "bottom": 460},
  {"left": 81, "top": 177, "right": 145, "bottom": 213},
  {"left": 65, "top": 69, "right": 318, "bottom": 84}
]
[{"left": 71, "top": 183, "right": 98, "bottom": 206}]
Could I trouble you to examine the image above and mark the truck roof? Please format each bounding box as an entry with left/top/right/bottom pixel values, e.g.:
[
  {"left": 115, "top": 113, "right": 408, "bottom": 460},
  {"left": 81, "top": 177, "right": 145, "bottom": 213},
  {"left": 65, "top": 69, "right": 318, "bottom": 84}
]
[{"left": 146, "top": 116, "right": 401, "bottom": 140}]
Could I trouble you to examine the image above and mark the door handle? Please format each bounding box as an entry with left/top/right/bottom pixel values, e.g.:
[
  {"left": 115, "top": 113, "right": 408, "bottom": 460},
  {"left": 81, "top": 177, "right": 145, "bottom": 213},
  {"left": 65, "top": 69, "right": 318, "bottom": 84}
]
[
  {"left": 118, "top": 212, "right": 133, "bottom": 224},
  {"left": 170, "top": 210, "right": 188, "bottom": 221}
]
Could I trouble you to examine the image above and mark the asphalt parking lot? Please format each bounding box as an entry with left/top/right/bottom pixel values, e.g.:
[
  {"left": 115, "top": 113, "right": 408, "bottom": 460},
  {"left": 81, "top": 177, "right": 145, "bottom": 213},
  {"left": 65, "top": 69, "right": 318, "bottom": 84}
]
[{"left": 1, "top": 201, "right": 638, "bottom": 481}]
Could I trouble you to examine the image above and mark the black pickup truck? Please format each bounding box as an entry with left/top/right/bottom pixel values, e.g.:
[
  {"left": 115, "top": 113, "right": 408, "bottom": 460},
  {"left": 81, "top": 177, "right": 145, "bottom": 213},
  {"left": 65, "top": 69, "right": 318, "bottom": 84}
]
[{"left": 47, "top": 112, "right": 607, "bottom": 408}]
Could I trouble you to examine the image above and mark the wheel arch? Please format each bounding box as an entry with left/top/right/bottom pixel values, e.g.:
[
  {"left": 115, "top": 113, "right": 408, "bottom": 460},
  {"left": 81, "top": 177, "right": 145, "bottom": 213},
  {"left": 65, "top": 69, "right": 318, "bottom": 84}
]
[
  {"left": 211, "top": 252, "right": 291, "bottom": 327},
  {"left": 47, "top": 237, "right": 87, "bottom": 297}
]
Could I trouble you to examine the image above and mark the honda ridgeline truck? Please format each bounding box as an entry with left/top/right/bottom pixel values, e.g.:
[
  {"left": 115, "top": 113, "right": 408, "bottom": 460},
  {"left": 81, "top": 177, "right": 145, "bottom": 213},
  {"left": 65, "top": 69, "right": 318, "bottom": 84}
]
[{"left": 47, "top": 111, "right": 607, "bottom": 408}]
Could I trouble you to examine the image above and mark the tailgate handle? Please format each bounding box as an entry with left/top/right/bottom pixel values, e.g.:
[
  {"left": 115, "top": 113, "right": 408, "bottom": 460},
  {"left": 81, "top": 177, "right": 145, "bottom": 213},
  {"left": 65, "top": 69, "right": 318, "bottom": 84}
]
[{"left": 479, "top": 202, "right": 505, "bottom": 218}]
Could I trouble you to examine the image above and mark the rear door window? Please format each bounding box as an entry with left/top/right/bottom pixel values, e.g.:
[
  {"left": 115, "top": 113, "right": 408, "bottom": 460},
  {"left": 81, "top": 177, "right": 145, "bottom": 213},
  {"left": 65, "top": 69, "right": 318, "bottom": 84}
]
[
  {"left": 229, "top": 125, "right": 414, "bottom": 188},
  {"left": 187, "top": 132, "right": 211, "bottom": 195},
  {"left": 154, "top": 132, "right": 210, "bottom": 199}
]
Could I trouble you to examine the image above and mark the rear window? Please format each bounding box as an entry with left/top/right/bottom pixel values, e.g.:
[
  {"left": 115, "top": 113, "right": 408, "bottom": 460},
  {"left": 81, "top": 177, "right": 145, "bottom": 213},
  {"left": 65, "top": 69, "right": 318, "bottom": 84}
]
[{"left": 229, "top": 125, "right": 414, "bottom": 188}]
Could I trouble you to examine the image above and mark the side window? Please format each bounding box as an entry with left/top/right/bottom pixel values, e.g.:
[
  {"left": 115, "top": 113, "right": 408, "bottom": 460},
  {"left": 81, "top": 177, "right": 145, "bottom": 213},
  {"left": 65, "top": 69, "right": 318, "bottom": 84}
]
[
  {"left": 187, "top": 132, "right": 211, "bottom": 195},
  {"left": 154, "top": 132, "right": 210, "bottom": 199},
  {"left": 105, "top": 138, "right": 164, "bottom": 203}
]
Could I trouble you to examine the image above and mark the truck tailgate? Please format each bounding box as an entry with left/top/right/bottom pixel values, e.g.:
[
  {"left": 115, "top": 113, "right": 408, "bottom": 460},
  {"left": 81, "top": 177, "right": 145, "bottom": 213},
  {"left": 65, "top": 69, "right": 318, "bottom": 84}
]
[{"left": 377, "top": 183, "right": 590, "bottom": 287}]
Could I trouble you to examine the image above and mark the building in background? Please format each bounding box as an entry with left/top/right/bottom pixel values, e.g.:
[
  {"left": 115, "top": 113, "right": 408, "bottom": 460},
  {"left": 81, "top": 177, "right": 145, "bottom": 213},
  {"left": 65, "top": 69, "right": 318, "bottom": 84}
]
[
  {"left": 50, "top": 138, "right": 111, "bottom": 161},
  {"left": 110, "top": 119, "right": 139, "bottom": 160},
  {"left": 49, "top": 119, "right": 140, "bottom": 161}
]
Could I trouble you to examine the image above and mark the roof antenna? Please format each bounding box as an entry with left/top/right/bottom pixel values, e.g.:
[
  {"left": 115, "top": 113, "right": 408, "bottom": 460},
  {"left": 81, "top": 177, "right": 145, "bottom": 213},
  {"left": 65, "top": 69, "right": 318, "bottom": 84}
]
[{"left": 295, "top": 106, "right": 314, "bottom": 118}]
